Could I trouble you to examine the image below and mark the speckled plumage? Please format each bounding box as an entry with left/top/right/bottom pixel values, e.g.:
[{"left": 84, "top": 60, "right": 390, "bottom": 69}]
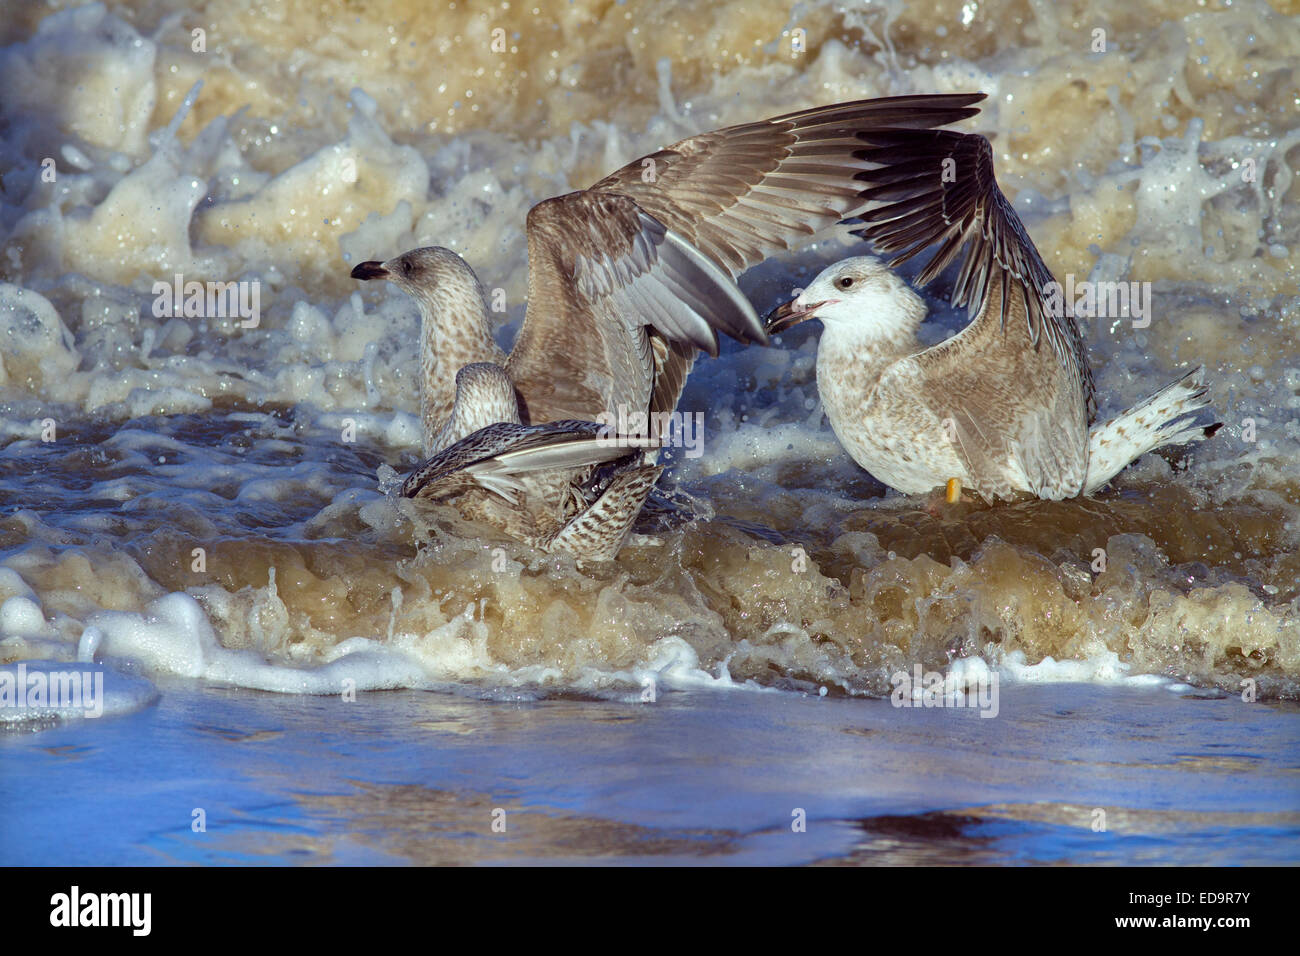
[
  {"left": 399, "top": 363, "right": 661, "bottom": 561},
  {"left": 766, "top": 127, "right": 1217, "bottom": 500},
  {"left": 351, "top": 94, "right": 988, "bottom": 457}
]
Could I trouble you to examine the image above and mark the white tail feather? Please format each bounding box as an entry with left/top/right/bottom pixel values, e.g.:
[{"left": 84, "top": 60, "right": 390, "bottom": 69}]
[{"left": 1084, "top": 367, "right": 1216, "bottom": 493}]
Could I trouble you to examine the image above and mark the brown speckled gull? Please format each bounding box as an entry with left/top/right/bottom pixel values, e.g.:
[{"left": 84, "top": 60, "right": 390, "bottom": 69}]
[
  {"left": 765, "top": 127, "right": 1218, "bottom": 501},
  {"left": 400, "top": 363, "right": 661, "bottom": 562}
]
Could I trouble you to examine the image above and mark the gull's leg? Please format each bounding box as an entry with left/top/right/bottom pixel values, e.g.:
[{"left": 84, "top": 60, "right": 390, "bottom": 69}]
[{"left": 923, "top": 477, "right": 973, "bottom": 516}]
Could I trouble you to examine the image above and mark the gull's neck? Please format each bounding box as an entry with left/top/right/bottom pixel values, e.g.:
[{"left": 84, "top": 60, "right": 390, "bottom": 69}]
[
  {"left": 412, "top": 257, "right": 508, "bottom": 456},
  {"left": 429, "top": 363, "right": 521, "bottom": 453},
  {"left": 814, "top": 298, "right": 926, "bottom": 419}
]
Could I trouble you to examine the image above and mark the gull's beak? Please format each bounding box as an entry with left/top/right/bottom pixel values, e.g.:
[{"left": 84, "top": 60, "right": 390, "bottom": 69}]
[
  {"left": 764, "top": 296, "right": 829, "bottom": 334},
  {"left": 351, "top": 260, "right": 390, "bottom": 281}
]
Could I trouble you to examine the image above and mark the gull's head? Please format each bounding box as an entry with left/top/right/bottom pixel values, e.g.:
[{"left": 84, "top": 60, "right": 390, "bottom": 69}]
[
  {"left": 350, "top": 246, "right": 481, "bottom": 309},
  {"left": 452, "top": 362, "right": 519, "bottom": 422},
  {"left": 764, "top": 256, "right": 925, "bottom": 339}
]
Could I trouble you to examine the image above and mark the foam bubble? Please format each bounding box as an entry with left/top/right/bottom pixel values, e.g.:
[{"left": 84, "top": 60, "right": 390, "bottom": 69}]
[{"left": 0, "top": 596, "right": 53, "bottom": 639}]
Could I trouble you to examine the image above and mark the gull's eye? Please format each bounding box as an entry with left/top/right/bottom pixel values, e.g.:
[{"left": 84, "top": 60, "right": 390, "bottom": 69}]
[
  {"left": 838, "top": 276, "right": 855, "bottom": 289},
  {"left": 402, "top": 260, "right": 414, "bottom": 276}
]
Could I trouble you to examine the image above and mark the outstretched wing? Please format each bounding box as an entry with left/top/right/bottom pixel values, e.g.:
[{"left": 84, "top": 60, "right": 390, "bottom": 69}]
[
  {"left": 511, "top": 94, "right": 988, "bottom": 423},
  {"left": 589, "top": 94, "right": 987, "bottom": 276},
  {"left": 853, "top": 127, "right": 1097, "bottom": 420}
]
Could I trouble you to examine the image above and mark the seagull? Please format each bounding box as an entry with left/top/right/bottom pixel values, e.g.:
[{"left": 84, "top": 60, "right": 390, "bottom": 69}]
[
  {"left": 764, "top": 127, "right": 1219, "bottom": 501},
  {"left": 399, "top": 363, "right": 661, "bottom": 561},
  {"left": 350, "top": 94, "right": 986, "bottom": 458}
]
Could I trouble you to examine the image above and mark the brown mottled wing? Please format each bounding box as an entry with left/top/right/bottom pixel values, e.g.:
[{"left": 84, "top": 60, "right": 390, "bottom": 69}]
[
  {"left": 511, "top": 94, "right": 987, "bottom": 424},
  {"left": 587, "top": 94, "right": 987, "bottom": 277},
  {"left": 888, "top": 279, "right": 1089, "bottom": 499},
  {"left": 512, "top": 191, "right": 762, "bottom": 423},
  {"left": 647, "top": 332, "right": 696, "bottom": 439},
  {"left": 402, "top": 420, "right": 638, "bottom": 502},
  {"left": 853, "top": 128, "right": 1097, "bottom": 421}
]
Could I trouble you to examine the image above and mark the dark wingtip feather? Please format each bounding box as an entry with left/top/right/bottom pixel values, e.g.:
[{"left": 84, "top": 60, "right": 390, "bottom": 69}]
[{"left": 844, "top": 124, "right": 1100, "bottom": 418}]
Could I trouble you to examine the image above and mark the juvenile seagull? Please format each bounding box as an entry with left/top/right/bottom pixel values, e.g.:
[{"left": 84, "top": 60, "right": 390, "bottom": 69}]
[
  {"left": 765, "top": 128, "right": 1218, "bottom": 501},
  {"left": 400, "top": 363, "right": 661, "bottom": 561},
  {"left": 351, "top": 94, "right": 986, "bottom": 457}
]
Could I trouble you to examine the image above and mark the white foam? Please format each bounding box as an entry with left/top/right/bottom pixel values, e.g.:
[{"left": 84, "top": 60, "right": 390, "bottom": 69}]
[
  {"left": 90, "top": 592, "right": 212, "bottom": 678},
  {"left": 77, "top": 625, "right": 104, "bottom": 663},
  {"left": 570, "top": 636, "right": 769, "bottom": 701},
  {"left": 996, "top": 649, "right": 1174, "bottom": 687},
  {"left": 0, "top": 0, "right": 1295, "bottom": 702},
  {"left": 0, "top": 5, "right": 157, "bottom": 156},
  {"left": 87, "top": 591, "right": 442, "bottom": 695},
  {"left": 0, "top": 285, "right": 79, "bottom": 391},
  {"left": 0, "top": 596, "right": 54, "bottom": 639},
  {"left": 0, "top": 569, "right": 38, "bottom": 605}
]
